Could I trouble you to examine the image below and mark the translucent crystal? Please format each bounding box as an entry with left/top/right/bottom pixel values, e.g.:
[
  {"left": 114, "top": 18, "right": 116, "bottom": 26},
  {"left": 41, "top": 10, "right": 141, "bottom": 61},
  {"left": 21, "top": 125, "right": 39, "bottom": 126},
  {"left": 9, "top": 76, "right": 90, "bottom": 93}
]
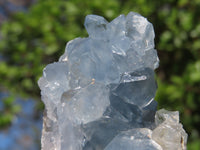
[
  {"left": 38, "top": 12, "right": 187, "bottom": 150},
  {"left": 152, "top": 109, "right": 188, "bottom": 150},
  {"left": 104, "top": 128, "right": 163, "bottom": 150}
]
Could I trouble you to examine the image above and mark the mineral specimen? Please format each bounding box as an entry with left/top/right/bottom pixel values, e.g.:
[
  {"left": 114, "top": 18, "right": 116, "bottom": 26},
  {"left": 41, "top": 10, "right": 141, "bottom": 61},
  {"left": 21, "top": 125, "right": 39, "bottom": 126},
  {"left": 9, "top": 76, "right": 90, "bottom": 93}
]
[{"left": 38, "top": 12, "right": 187, "bottom": 150}]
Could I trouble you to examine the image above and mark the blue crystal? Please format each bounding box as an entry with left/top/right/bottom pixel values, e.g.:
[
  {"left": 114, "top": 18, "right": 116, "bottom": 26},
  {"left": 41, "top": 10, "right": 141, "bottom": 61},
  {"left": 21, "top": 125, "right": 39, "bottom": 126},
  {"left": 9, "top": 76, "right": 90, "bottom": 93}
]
[{"left": 38, "top": 12, "right": 187, "bottom": 150}]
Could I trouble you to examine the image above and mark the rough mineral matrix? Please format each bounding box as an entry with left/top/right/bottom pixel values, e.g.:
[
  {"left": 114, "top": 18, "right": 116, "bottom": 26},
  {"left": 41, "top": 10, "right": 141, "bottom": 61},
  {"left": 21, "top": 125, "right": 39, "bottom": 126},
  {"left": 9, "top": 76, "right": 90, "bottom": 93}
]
[{"left": 38, "top": 12, "right": 188, "bottom": 150}]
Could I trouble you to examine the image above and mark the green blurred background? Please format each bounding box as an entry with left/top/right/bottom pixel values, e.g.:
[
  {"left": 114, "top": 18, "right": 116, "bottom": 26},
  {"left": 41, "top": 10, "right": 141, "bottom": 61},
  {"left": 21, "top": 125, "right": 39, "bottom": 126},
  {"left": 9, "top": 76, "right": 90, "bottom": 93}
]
[{"left": 0, "top": 0, "right": 200, "bottom": 149}]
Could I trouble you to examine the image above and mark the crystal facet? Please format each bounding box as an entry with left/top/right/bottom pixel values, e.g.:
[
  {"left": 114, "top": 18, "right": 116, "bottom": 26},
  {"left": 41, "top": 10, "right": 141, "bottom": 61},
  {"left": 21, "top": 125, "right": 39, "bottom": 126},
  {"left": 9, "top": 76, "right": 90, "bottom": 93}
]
[{"left": 38, "top": 12, "right": 187, "bottom": 150}]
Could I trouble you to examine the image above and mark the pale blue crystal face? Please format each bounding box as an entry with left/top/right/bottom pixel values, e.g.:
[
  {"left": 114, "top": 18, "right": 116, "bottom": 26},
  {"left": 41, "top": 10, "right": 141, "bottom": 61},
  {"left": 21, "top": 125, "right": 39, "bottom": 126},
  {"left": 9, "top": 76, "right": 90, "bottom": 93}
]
[
  {"left": 38, "top": 12, "right": 187, "bottom": 150},
  {"left": 104, "top": 129, "right": 162, "bottom": 150}
]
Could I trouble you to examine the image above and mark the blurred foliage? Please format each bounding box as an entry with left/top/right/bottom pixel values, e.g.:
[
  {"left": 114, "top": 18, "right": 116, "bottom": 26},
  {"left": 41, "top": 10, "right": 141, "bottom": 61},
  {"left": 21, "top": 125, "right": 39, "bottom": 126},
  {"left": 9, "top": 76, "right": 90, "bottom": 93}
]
[
  {"left": 0, "top": 0, "right": 200, "bottom": 149},
  {"left": 0, "top": 95, "right": 21, "bottom": 128}
]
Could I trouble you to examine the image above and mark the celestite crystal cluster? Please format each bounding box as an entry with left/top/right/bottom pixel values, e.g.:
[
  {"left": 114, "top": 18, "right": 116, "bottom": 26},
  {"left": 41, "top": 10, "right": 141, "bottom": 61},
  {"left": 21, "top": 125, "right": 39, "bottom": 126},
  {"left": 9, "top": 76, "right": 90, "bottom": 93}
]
[{"left": 38, "top": 12, "right": 187, "bottom": 150}]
